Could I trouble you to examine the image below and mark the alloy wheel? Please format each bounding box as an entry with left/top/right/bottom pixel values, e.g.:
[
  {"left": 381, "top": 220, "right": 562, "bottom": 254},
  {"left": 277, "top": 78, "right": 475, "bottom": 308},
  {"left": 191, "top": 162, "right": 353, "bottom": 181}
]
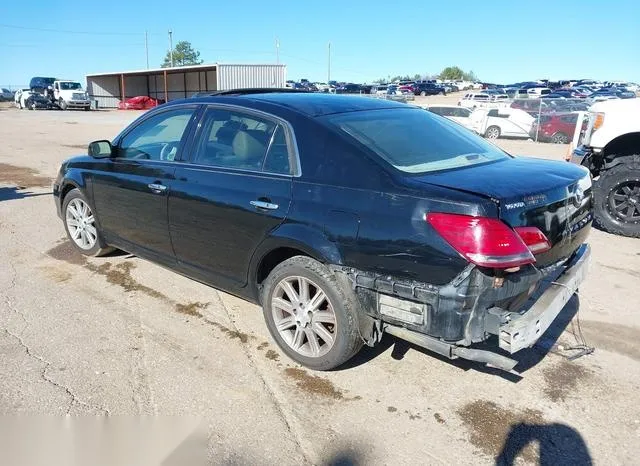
[
  {"left": 609, "top": 181, "right": 640, "bottom": 224},
  {"left": 271, "top": 276, "right": 337, "bottom": 358},
  {"left": 486, "top": 127, "right": 500, "bottom": 139},
  {"left": 65, "top": 198, "right": 98, "bottom": 250}
]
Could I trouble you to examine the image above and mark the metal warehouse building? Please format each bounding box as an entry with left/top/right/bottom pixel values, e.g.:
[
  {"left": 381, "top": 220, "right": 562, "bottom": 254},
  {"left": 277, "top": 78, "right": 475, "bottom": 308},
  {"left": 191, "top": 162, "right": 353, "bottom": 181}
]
[{"left": 86, "top": 63, "right": 286, "bottom": 108}]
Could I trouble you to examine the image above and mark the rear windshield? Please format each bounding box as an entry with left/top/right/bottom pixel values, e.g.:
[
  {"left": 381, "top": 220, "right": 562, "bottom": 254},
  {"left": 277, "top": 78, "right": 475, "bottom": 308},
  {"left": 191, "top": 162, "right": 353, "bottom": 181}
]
[{"left": 324, "top": 108, "right": 509, "bottom": 174}]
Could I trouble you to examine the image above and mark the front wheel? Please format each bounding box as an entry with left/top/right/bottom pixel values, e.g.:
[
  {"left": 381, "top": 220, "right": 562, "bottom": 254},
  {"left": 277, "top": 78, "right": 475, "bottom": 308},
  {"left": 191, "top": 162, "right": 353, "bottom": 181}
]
[
  {"left": 262, "top": 256, "right": 363, "bottom": 370},
  {"left": 551, "top": 132, "right": 569, "bottom": 144},
  {"left": 594, "top": 157, "right": 640, "bottom": 238},
  {"left": 485, "top": 125, "right": 501, "bottom": 139},
  {"left": 59, "top": 98, "right": 68, "bottom": 110},
  {"left": 62, "top": 188, "right": 114, "bottom": 256}
]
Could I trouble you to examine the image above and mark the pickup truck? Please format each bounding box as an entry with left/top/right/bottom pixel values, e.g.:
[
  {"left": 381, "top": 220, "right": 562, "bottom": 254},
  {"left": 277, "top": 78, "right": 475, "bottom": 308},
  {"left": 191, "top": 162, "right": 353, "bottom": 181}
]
[{"left": 571, "top": 98, "right": 640, "bottom": 237}]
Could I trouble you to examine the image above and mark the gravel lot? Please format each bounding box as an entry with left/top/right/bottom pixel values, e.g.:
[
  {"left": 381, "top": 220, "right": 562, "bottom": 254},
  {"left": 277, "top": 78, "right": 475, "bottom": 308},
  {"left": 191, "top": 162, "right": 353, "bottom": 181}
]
[{"left": 1, "top": 97, "right": 640, "bottom": 465}]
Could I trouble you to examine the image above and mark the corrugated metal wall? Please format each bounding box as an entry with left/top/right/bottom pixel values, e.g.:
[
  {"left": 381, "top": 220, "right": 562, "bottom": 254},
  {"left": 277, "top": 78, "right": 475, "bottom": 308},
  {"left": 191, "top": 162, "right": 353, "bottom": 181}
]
[
  {"left": 87, "top": 75, "right": 120, "bottom": 108},
  {"left": 217, "top": 65, "right": 286, "bottom": 90}
]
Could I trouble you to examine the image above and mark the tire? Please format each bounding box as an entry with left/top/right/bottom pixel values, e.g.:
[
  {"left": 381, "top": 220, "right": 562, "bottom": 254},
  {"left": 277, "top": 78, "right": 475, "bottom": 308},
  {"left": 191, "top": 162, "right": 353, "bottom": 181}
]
[
  {"left": 262, "top": 256, "right": 363, "bottom": 371},
  {"left": 420, "top": 91, "right": 426, "bottom": 97},
  {"left": 84, "top": 106, "right": 91, "bottom": 111},
  {"left": 62, "top": 188, "right": 114, "bottom": 256},
  {"left": 59, "top": 98, "right": 68, "bottom": 110},
  {"left": 593, "top": 156, "right": 640, "bottom": 238},
  {"left": 551, "top": 132, "right": 569, "bottom": 144},
  {"left": 485, "top": 125, "right": 501, "bottom": 139}
]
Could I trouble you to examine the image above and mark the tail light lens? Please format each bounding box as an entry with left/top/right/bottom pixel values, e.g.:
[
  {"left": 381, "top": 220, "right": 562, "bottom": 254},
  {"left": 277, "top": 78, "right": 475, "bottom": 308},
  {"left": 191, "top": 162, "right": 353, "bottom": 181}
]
[
  {"left": 514, "top": 226, "right": 551, "bottom": 254},
  {"left": 426, "top": 213, "right": 549, "bottom": 268}
]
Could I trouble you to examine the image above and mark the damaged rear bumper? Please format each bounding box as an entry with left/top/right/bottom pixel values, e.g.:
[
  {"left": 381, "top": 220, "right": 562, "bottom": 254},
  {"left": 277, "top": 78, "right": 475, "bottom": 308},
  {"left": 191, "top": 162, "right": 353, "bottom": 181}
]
[
  {"left": 495, "top": 243, "right": 590, "bottom": 353},
  {"left": 336, "top": 243, "right": 591, "bottom": 371}
]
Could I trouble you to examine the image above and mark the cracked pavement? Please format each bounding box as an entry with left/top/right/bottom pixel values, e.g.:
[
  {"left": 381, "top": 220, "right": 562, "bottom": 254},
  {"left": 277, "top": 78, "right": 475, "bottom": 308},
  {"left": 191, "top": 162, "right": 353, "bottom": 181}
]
[{"left": 1, "top": 103, "right": 640, "bottom": 465}]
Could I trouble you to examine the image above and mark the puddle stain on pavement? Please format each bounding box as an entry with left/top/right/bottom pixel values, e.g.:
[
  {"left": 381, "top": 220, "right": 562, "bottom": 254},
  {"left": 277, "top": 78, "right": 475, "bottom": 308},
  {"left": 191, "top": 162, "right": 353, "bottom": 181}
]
[
  {"left": 434, "top": 412, "right": 445, "bottom": 424},
  {"left": 284, "top": 368, "right": 345, "bottom": 400},
  {"left": 458, "top": 400, "right": 545, "bottom": 464},
  {"left": 0, "top": 163, "right": 52, "bottom": 188},
  {"left": 256, "top": 342, "right": 269, "bottom": 351},
  {"left": 542, "top": 359, "right": 593, "bottom": 403},
  {"left": 175, "top": 302, "right": 209, "bottom": 317},
  {"left": 265, "top": 349, "right": 280, "bottom": 361},
  {"left": 46, "top": 242, "right": 253, "bottom": 344}
]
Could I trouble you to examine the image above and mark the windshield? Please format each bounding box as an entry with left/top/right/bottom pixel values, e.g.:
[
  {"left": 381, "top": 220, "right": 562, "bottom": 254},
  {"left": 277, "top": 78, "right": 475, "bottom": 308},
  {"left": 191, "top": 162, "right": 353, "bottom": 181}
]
[
  {"left": 60, "top": 82, "right": 82, "bottom": 90},
  {"left": 324, "top": 108, "right": 509, "bottom": 174}
]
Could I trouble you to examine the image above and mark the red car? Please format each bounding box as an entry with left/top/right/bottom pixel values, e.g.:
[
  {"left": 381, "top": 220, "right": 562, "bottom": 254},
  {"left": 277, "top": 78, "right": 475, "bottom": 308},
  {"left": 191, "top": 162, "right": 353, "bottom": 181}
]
[
  {"left": 530, "top": 113, "right": 584, "bottom": 144},
  {"left": 118, "top": 96, "right": 162, "bottom": 110}
]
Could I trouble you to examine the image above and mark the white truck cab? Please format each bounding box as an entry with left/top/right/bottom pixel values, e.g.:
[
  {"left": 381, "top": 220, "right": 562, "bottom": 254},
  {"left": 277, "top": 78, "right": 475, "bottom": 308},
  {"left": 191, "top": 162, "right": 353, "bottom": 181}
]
[{"left": 53, "top": 80, "right": 91, "bottom": 110}]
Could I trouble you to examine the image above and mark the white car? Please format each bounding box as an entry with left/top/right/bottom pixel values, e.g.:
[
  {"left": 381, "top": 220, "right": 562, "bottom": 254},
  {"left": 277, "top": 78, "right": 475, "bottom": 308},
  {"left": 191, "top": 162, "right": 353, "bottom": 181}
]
[
  {"left": 469, "top": 107, "right": 534, "bottom": 140},
  {"left": 458, "top": 93, "right": 491, "bottom": 109},
  {"left": 370, "top": 84, "right": 389, "bottom": 95},
  {"left": 527, "top": 87, "right": 552, "bottom": 98},
  {"left": 314, "top": 82, "right": 331, "bottom": 92},
  {"left": 14, "top": 89, "right": 32, "bottom": 109},
  {"left": 425, "top": 105, "right": 474, "bottom": 130}
]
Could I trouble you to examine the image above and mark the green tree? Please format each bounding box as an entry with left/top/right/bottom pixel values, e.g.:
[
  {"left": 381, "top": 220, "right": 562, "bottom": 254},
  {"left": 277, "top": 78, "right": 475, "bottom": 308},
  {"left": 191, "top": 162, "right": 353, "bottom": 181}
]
[
  {"left": 161, "top": 41, "right": 203, "bottom": 68},
  {"left": 439, "top": 66, "right": 478, "bottom": 81}
]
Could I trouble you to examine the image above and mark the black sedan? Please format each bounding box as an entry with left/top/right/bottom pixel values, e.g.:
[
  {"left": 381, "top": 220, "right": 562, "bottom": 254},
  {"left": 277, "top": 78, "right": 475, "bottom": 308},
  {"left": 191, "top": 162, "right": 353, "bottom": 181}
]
[{"left": 53, "top": 90, "right": 593, "bottom": 372}]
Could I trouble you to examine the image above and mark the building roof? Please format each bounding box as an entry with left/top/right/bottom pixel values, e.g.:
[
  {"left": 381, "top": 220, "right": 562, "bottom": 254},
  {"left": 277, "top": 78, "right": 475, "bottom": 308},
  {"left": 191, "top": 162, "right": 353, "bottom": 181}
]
[{"left": 86, "top": 63, "right": 284, "bottom": 78}]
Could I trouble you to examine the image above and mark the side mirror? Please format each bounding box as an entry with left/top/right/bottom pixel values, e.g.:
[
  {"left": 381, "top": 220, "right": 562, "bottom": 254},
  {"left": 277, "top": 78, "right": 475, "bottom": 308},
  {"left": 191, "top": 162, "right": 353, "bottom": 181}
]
[{"left": 88, "top": 140, "right": 113, "bottom": 158}]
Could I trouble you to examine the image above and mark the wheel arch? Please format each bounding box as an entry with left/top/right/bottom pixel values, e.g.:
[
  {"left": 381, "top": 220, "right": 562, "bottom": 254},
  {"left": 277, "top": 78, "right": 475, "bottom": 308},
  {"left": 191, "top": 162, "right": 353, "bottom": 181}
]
[
  {"left": 248, "top": 224, "right": 344, "bottom": 300},
  {"left": 602, "top": 132, "right": 640, "bottom": 165}
]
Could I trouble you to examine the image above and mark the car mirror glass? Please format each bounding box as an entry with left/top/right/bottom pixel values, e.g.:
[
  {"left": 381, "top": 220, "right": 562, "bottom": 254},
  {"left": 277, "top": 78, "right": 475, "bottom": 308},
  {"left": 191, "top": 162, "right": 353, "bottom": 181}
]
[{"left": 88, "top": 140, "right": 112, "bottom": 158}]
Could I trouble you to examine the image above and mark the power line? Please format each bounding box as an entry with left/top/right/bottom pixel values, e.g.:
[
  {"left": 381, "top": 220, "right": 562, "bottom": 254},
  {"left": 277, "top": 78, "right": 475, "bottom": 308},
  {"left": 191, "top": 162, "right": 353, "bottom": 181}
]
[{"left": 0, "top": 23, "right": 164, "bottom": 36}]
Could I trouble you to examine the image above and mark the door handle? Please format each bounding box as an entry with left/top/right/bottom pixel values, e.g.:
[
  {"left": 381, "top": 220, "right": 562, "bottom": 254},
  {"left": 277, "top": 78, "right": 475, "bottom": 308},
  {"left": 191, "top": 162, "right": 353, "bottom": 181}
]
[
  {"left": 148, "top": 183, "right": 167, "bottom": 193},
  {"left": 250, "top": 200, "right": 279, "bottom": 210}
]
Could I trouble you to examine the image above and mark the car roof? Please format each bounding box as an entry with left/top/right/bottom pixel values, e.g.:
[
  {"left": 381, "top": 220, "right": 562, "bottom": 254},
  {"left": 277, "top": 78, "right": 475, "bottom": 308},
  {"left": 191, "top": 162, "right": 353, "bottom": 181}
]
[{"left": 181, "top": 92, "right": 408, "bottom": 117}]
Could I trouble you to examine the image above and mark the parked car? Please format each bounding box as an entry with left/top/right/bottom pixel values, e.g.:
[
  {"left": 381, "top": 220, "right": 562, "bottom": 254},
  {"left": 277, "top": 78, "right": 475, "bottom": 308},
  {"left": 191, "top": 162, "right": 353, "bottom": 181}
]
[
  {"left": 14, "top": 89, "right": 31, "bottom": 108},
  {"left": 458, "top": 93, "right": 491, "bottom": 109},
  {"left": 53, "top": 90, "right": 592, "bottom": 372},
  {"left": 335, "top": 83, "right": 363, "bottom": 94},
  {"left": 470, "top": 107, "right": 534, "bottom": 139},
  {"left": 530, "top": 113, "right": 581, "bottom": 144},
  {"left": 527, "top": 88, "right": 552, "bottom": 98},
  {"left": 370, "top": 84, "right": 389, "bottom": 95},
  {"left": 414, "top": 82, "right": 444, "bottom": 96},
  {"left": 589, "top": 88, "right": 636, "bottom": 101},
  {"left": 425, "top": 105, "right": 474, "bottom": 130},
  {"left": 0, "top": 88, "right": 13, "bottom": 101}
]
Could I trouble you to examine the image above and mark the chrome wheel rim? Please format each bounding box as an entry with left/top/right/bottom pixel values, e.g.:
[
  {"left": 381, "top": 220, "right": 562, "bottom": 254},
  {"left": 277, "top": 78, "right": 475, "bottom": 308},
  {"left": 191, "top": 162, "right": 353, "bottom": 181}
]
[
  {"left": 65, "top": 198, "right": 97, "bottom": 250},
  {"left": 486, "top": 127, "right": 500, "bottom": 139},
  {"left": 271, "top": 276, "right": 337, "bottom": 358}
]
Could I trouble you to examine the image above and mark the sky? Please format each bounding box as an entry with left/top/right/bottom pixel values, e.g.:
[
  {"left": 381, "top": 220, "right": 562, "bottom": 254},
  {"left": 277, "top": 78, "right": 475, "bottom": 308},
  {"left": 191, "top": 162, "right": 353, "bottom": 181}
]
[{"left": 1, "top": 0, "right": 639, "bottom": 87}]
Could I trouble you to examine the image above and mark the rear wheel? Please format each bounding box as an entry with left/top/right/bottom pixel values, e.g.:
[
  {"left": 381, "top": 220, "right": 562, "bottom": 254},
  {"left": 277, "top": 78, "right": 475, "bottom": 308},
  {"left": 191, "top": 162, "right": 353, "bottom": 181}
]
[
  {"left": 551, "top": 132, "right": 569, "bottom": 144},
  {"left": 62, "top": 188, "right": 114, "bottom": 256},
  {"left": 485, "top": 125, "right": 501, "bottom": 139},
  {"left": 262, "top": 256, "right": 363, "bottom": 370},
  {"left": 594, "top": 157, "right": 640, "bottom": 238},
  {"left": 420, "top": 91, "right": 426, "bottom": 97}
]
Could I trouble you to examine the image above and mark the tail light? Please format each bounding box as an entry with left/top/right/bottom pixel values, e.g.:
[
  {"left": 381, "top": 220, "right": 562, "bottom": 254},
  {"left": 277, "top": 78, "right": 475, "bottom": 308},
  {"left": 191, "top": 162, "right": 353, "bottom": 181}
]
[
  {"left": 514, "top": 226, "right": 551, "bottom": 254},
  {"left": 426, "top": 213, "right": 549, "bottom": 268}
]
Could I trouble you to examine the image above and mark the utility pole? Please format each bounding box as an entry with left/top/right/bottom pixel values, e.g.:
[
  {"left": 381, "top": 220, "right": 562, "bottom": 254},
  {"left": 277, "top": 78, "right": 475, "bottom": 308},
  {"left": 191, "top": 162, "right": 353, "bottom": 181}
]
[
  {"left": 145, "top": 30, "right": 149, "bottom": 69},
  {"left": 327, "top": 41, "right": 331, "bottom": 84},
  {"left": 168, "top": 29, "right": 174, "bottom": 67},
  {"left": 276, "top": 38, "right": 280, "bottom": 65}
]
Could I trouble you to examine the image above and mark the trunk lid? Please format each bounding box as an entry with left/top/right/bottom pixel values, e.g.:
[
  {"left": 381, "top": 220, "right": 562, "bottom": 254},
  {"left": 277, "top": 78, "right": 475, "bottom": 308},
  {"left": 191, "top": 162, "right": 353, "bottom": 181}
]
[{"left": 410, "top": 157, "right": 593, "bottom": 267}]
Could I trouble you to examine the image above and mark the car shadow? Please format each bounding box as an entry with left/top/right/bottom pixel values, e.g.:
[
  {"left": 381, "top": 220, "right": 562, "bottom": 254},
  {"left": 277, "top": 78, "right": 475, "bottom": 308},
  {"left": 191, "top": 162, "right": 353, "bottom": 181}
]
[
  {"left": 0, "top": 187, "right": 51, "bottom": 202},
  {"left": 497, "top": 422, "right": 593, "bottom": 465},
  {"left": 337, "top": 295, "right": 582, "bottom": 383}
]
